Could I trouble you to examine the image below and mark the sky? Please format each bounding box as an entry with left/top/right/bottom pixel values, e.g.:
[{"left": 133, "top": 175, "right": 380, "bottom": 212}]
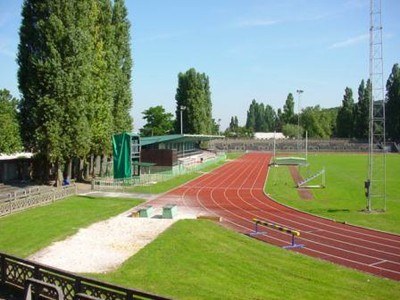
[{"left": 0, "top": 0, "right": 399, "bottom": 131}]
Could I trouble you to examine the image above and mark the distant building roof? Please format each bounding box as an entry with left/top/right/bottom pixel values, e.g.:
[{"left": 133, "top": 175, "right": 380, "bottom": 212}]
[
  {"left": 254, "top": 132, "right": 286, "bottom": 140},
  {"left": 140, "top": 134, "right": 224, "bottom": 146},
  {"left": 0, "top": 152, "right": 33, "bottom": 161}
]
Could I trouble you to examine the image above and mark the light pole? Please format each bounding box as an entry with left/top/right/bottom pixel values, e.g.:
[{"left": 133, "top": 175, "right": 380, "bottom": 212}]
[
  {"left": 180, "top": 105, "right": 186, "bottom": 135},
  {"left": 296, "top": 89, "right": 304, "bottom": 154}
]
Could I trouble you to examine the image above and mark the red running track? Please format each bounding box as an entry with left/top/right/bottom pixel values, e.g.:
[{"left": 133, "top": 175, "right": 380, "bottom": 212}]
[{"left": 156, "top": 152, "right": 400, "bottom": 281}]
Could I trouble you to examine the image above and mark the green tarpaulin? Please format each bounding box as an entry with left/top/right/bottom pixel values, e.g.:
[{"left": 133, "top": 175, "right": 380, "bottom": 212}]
[{"left": 112, "top": 133, "right": 132, "bottom": 179}]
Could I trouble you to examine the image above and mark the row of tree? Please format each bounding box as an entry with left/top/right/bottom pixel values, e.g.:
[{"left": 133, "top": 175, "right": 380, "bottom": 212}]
[
  {"left": 16, "top": 0, "right": 132, "bottom": 183},
  {"left": 225, "top": 63, "right": 400, "bottom": 141}
]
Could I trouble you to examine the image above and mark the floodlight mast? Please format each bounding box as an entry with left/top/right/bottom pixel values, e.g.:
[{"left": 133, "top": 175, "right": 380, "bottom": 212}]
[
  {"left": 180, "top": 105, "right": 186, "bottom": 135},
  {"left": 296, "top": 89, "right": 304, "bottom": 155},
  {"left": 367, "top": 0, "right": 386, "bottom": 212}
]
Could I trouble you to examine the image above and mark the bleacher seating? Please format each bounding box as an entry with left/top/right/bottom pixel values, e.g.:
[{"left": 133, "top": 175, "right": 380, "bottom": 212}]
[{"left": 178, "top": 151, "right": 217, "bottom": 167}]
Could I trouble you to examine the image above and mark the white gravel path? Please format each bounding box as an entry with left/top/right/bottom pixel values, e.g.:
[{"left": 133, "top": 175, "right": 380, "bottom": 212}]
[{"left": 29, "top": 206, "right": 196, "bottom": 273}]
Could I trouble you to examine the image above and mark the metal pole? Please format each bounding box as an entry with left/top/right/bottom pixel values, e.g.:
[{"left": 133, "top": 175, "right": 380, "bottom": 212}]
[
  {"left": 273, "top": 131, "right": 276, "bottom": 163},
  {"left": 180, "top": 105, "right": 186, "bottom": 135},
  {"left": 296, "top": 90, "right": 304, "bottom": 154},
  {"left": 305, "top": 130, "right": 308, "bottom": 161},
  {"left": 180, "top": 109, "right": 183, "bottom": 135}
]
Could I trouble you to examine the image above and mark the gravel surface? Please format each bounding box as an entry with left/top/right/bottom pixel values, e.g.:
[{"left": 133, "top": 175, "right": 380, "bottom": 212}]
[{"left": 29, "top": 206, "right": 196, "bottom": 273}]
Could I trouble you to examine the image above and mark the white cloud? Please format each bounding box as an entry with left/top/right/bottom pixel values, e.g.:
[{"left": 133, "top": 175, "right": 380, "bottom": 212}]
[{"left": 329, "top": 34, "right": 368, "bottom": 49}]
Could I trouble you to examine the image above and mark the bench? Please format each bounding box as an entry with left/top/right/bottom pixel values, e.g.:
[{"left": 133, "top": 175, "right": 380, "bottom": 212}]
[{"left": 162, "top": 204, "right": 177, "bottom": 219}]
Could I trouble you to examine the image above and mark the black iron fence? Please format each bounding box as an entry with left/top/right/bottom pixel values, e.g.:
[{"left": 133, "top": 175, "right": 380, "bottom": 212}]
[{"left": 0, "top": 252, "right": 171, "bottom": 300}]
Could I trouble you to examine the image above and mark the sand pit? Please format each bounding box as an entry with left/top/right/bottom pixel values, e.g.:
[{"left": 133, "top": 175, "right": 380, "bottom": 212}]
[{"left": 29, "top": 207, "right": 195, "bottom": 273}]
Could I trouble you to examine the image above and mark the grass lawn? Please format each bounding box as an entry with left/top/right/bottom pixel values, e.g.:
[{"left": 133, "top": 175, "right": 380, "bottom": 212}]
[
  {"left": 266, "top": 153, "right": 400, "bottom": 234},
  {"left": 130, "top": 152, "right": 243, "bottom": 194},
  {"left": 92, "top": 219, "right": 400, "bottom": 300},
  {"left": 0, "top": 196, "right": 142, "bottom": 257}
]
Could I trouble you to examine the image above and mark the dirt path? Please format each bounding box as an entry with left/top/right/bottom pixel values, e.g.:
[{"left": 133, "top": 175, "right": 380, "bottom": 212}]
[{"left": 288, "top": 166, "right": 313, "bottom": 200}]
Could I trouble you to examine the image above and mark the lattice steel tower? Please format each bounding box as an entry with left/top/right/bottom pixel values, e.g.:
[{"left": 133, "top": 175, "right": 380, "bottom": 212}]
[{"left": 366, "top": 0, "right": 386, "bottom": 211}]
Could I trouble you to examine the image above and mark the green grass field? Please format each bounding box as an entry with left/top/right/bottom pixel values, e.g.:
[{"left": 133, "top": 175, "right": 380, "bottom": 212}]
[
  {"left": 130, "top": 152, "right": 243, "bottom": 194},
  {"left": 266, "top": 153, "right": 400, "bottom": 233},
  {"left": 1, "top": 153, "right": 400, "bottom": 299},
  {"left": 91, "top": 219, "right": 400, "bottom": 300},
  {"left": 0, "top": 196, "right": 142, "bottom": 257}
]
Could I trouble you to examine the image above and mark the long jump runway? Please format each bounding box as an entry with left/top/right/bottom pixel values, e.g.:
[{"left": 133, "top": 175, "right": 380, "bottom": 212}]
[{"left": 156, "top": 152, "right": 400, "bottom": 281}]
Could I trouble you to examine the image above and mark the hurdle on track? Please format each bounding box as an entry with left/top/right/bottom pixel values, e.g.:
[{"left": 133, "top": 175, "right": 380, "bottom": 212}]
[{"left": 250, "top": 218, "right": 304, "bottom": 249}]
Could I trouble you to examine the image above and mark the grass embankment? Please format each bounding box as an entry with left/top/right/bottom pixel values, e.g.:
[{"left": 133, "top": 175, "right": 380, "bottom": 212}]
[
  {"left": 130, "top": 152, "right": 243, "bottom": 194},
  {"left": 0, "top": 196, "right": 142, "bottom": 257},
  {"left": 266, "top": 153, "right": 400, "bottom": 233},
  {"left": 92, "top": 220, "right": 400, "bottom": 300}
]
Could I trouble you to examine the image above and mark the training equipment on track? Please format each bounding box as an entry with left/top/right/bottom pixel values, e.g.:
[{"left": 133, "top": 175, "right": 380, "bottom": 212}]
[{"left": 250, "top": 218, "right": 304, "bottom": 249}]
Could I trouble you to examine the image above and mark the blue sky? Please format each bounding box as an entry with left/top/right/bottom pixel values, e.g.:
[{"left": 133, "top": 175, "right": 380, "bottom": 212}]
[{"left": 0, "top": 0, "right": 399, "bottom": 131}]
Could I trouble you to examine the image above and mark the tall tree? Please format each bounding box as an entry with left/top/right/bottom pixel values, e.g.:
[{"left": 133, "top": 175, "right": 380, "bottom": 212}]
[
  {"left": 87, "top": 0, "right": 114, "bottom": 159},
  {"left": 17, "top": 0, "right": 134, "bottom": 181},
  {"left": 18, "top": 0, "right": 77, "bottom": 183},
  {"left": 175, "top": 68, "right": 213, "bottom": 134},
  {"left": 386, "top": 63, "right": 400, "bottom": 141},
  {"left": 0, "top": 89, "right": 23, "bottom": 154},
  {"left": 225, "top": 116, "right": 240, "bottom": 137},
  {"left": 354, "top": 79, "right": 370, "bottom": 140},
  {"left": 254, "top": 102, "right": 266, "bottom": 131},
  {"left": 229, "top": 116, "right": 239, "bottom": 132},
  {"left": 336, "top": 87, "right": 355, "bottom": 138},
  {"left": 264, "top": 104, "right": 277, "bottom": 131},
  {"left": 245, "top": 99, "right": 257, "bottom": 130},
  {"left": 281, "top": 93, "right": 295, "bottom": 124},
  {"left": 140, "top": 106, "right": 174, "bottom": 136},
  {"left": 112, "top": 0, "right": 133, "bottom": 133},
  {"left": 246, "top": 100, "right": 276, "bottom": 132}
]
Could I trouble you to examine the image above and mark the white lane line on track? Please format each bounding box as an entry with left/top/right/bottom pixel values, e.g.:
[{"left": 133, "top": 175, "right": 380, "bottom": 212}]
[
  {"left": 211, "top": 154, "right": 400, "bottom": 274},
  {"left": 165, "top": 153, "right": 400, "bottom": 278},
  {"left": 303, "top": 229, "right": 324, "bottom": 233},
  {"left": 224, "top": 217, "right": 400, "bottom": 277},
  {"left": 248, "top": 156, "right": 400, "bottom": 248},
  {"left": 185, "top": 187, "right": 264, "bottom": 190},
  {"left": 223, "top": 186, "right": 400, "bottom": 267},
  {"left": 369, "top": 260, "right": 388, "bottom": 267},
  {"left": 212, "top": 155, "right": 400, "bottom": 264},
  {"left": 261, "top": 158, "right": 400, "bottom": 245},
  {"left": 242, "top": 188, "right": 400, "bottom": 259}
]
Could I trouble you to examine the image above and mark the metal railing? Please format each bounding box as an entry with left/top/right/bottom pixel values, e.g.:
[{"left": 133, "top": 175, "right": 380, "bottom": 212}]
[
  {"left": 0, "top": 185, "right": 77, "bottom": 217},
  {"left": 0, "top": 252, "right": 171, "bottom": 300},
  {"left": 92, "top": 154, "right": 226, "bottom": 191}
]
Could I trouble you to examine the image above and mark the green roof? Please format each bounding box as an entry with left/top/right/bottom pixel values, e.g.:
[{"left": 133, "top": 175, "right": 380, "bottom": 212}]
[{"left": 140, "top": 134, "right": 224, "bottom": 146}]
